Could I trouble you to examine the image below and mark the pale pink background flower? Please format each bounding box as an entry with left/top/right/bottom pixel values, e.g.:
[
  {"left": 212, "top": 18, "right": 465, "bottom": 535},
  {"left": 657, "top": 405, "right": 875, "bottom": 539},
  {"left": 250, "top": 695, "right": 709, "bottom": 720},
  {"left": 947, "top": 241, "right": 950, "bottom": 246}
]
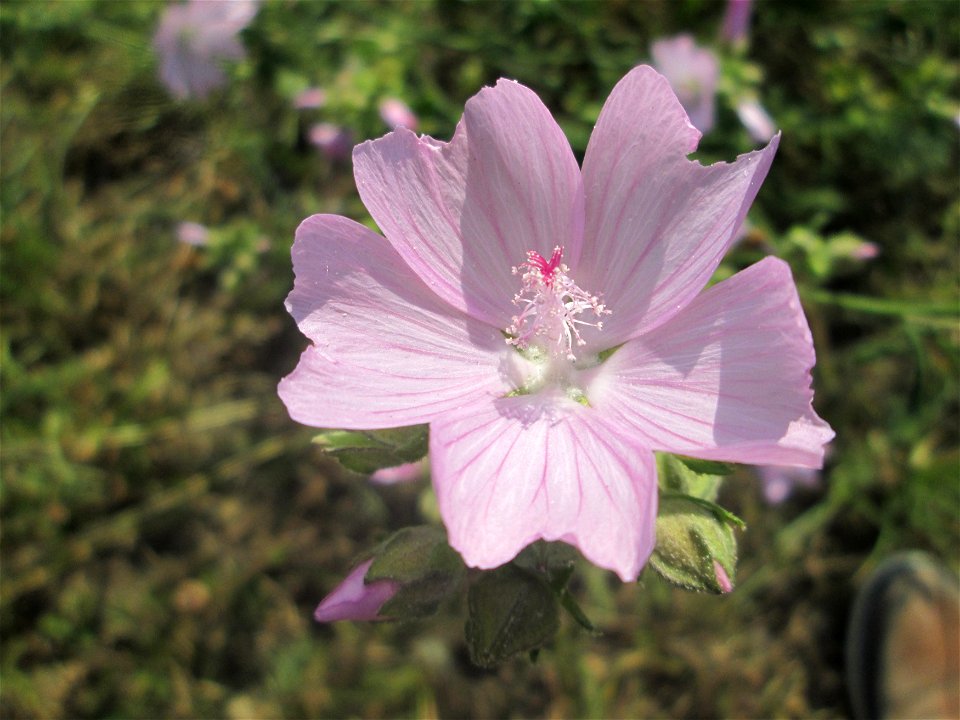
[
  {"left": 153, "top": 0, "right": 259, "bottom": 100},
  {"left": 176, "top": 221, "right": 209, "bottom": 247},
  {"left": 721, "top": 0, "right": 753, "bottom": 45},
  {"left": 293, "top": 87, "right": 327, "bottom": 110},
  {"left": 758, "top": 465, "right": 821, "bottom": 504},
  {"left": 314, "top": 559, "right": 400, "bottom": 622},
  {"left": 308, "top": 123, "right": 353, "bottom": 161},
  {"left": 380, "top": 98, "right": 419, "bottom": 131},
  {"left": 850, "top": 241, "right": 880, "bottom": 261},
  {"left": 279, "top": 67, "right": 834, "bottom": 582},
  {"left": 736, "top": 98, "right": 778, "bottom": 143},
  {"left": 651, "top": 35, "right": 719, "bottom": 134}
]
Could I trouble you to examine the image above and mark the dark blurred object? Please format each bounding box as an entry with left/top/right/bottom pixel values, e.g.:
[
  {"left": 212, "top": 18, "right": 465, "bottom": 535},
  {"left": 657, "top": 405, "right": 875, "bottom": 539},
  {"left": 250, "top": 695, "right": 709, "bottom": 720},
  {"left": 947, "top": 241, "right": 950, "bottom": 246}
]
[{"left": 847, "top": 552, "right": 960, "bottom": 719}]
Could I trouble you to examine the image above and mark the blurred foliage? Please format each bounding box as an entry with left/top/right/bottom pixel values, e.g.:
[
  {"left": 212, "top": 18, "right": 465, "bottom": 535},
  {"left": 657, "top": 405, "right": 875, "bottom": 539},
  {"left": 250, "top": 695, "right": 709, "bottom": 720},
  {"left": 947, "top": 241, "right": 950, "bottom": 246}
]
[{"left": 1, "top": 0, "right": 957, "bottom": 718}]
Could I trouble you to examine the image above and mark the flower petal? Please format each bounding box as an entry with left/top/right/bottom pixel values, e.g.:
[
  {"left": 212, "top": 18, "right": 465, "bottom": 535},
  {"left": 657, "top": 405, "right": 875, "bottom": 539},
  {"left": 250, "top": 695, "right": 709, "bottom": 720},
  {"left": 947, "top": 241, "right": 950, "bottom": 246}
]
[
  {"left": 577, "top": 65, "right": 779, "bottom": 349},
  {"left": 314, "top": 559, "right": 399, "bottom": 622},
  {"left": 430, "top": 393, "right": 658, "bottom": 582},
  {"left": 588, "top": 257, "right": 834, "bottom": 467},
  {"left": 278, "top": 215, "right": 508, "bottom": 429},
  {"left": 353, "top": 79, "right": 583, "bottom": 327}
]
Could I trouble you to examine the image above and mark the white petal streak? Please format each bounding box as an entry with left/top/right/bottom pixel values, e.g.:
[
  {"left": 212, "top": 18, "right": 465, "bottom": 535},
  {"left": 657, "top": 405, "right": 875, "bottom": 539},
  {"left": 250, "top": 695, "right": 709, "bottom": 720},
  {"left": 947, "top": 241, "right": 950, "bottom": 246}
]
[
  {"left": 430, "top": 395, "right": 658, "bottom": 581},
  {"left": 278, "top": 215, "right": 506, "bottom": 429},
  {"left": 591, "top": 257, "right": 834, "bottom": 467}
]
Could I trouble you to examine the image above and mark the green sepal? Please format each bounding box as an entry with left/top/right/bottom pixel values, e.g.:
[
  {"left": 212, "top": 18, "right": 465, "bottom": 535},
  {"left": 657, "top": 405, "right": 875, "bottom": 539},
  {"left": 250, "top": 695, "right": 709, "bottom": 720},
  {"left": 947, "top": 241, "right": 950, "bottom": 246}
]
[
  {"left": 366, "top": 526, "right": 466, "bottom": 620},
  {"left": 554, "top": 581, "right": 597, "bottom": 634},
  {"left": 311, "top": 425, "right": 428, "bottom": 474},
  {"left": 673, "top": 455, "right": 735, "bottom": 478},
  {"left": 596, "top": 343, "right": 624, "bottom": 363},
  {"left": 649, "top": 493, "right": 740, "bottom": 594},
  {"left": 514, "top": 541, "right": 598, "bottom": 633},
  {"left": 660, "top": 492, "right": 746, "bottom": 530},
  {"left": 465, "top": 564, "right": 560, "bottom": 668},
  {"left": 656, "top": 452, "right": 732, "bottom": 502}
]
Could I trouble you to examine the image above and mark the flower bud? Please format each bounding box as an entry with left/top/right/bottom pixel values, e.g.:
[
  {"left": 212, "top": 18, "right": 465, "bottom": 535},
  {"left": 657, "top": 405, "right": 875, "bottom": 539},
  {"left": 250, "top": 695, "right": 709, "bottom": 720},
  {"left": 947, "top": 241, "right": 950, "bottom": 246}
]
[
  {"left": 315, "top": 526, "right": 466, "bottom": 623},
  {"left": 314, "top": 559, "right": 400, "bottom": 622},
  {"left": 649, "top": 494, "right": 738, "bottom": 594}
]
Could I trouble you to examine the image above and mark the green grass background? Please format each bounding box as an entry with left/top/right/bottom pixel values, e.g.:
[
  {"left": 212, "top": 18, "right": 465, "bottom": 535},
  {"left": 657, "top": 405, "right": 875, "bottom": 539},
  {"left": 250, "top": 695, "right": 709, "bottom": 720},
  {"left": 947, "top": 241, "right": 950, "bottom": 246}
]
[{"left": 2, "top": 0, "right": 958, "bottom": 717}]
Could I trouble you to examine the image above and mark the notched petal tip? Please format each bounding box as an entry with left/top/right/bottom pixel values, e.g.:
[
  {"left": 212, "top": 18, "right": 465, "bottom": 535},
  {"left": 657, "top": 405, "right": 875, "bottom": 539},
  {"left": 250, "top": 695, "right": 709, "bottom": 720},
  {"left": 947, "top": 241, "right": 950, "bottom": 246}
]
[{"left": 619, "top": 64, "right": 704, "bottom": 154}]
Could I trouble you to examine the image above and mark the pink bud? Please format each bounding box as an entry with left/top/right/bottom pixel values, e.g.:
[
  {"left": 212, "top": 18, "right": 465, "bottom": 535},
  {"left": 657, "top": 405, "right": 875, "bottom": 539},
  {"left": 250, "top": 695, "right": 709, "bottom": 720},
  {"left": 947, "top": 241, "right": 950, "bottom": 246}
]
[
  {"left": 314, "top": 559, "right": 400, "bottom": 622},
  {"left": 713, "top": 560, "right": 733, "bottom": 594},
  {"left": 370, "top": 460, "right": 427, "bottom": 485}
]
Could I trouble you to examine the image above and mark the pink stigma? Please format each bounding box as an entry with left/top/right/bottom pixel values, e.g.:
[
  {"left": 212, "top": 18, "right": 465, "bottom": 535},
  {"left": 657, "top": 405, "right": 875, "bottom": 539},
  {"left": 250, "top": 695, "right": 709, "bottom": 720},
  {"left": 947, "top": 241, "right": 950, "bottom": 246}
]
[
  {"left": 507, "top": 245, "right": 610, "bottom": 361},
  {"left": 522, "top": 247, "right": 564, "bottom": 287}
]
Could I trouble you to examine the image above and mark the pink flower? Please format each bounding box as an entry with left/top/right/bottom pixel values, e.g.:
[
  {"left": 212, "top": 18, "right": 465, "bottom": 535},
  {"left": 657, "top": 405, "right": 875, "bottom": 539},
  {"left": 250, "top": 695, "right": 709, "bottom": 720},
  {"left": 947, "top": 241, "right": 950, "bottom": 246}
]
[
  {"left": 176, "top": 221, "right": 209, "bottom": 247},
  {"left": 314, "top": 559, "right": 400, "bottom": 622},
  {"left": 721, "top": 0, "right": 753, "bottom": 45},
  {"left": 279, "top": 67, "right": 834, "bottom": 582},
  {"left": 758, "top": 465, "right": 821, "bottom": 504},
  {"left": 152, "top": 0, "right": 259, "bottom": 100},
  {"left": 850, "top": 241, "right": 880, "bottom": 261},
  {"left": 736, "top": 98, "right": 778, "bottom": 143},
  {"left": 651, "top": 35, "right": 719, "bottom": 134},
  {"left": 308, "top": 123, "right": 354, "bottom": 161},
  {"left": 293, "top": 87, "right": 327, "bottom": 110},
  {"left": 380, "top": 98, "right": 419, "bottom": 131}
]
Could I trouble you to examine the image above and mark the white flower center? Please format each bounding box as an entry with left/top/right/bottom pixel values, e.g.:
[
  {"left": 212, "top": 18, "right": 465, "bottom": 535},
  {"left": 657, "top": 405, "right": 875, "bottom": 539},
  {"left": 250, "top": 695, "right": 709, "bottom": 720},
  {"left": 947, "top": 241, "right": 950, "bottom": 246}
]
[{"left": 505, "top": 246, "right": 610, "bottom": 362}]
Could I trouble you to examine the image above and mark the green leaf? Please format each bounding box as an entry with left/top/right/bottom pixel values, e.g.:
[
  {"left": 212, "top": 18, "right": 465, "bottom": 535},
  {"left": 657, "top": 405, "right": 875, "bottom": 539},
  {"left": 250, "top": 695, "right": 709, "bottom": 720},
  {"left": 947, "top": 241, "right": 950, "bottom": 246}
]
[
  {"left": 311, "top": 425, "right": 428, "bottom": 474},
  {"left": 465, "top": 564, "right": 560, "bottom": 668}
]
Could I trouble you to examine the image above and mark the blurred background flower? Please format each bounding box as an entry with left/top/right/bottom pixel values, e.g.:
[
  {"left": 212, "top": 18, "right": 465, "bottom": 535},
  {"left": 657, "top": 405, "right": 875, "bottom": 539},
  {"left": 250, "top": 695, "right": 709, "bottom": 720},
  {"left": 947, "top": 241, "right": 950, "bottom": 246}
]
[
  {"left": 735, "top": 97, "right": 777, "bottom": 142},
  {"left": 721, "top": 0, "right": 753, "bottom": 45},
  {"left": 650, "top": 34, "right": 719, "bottom": 134},
  {"left": 153, "top": 0, "right": 259, "bottom": 100},
  {"left": 379, "top": 97, "right": 419, "bottom": 131},
  {"left": 293, "top": 86, "right": 326, "bottom": 110},
  {"left": 175, "top": 221, "right": 209, "bottom": 247},
  {"left": 758, "top": 465, "right": 822, "bottom": 505},
  {"left": 308, "top": 122, "right": 354, "bottom": 161}
]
